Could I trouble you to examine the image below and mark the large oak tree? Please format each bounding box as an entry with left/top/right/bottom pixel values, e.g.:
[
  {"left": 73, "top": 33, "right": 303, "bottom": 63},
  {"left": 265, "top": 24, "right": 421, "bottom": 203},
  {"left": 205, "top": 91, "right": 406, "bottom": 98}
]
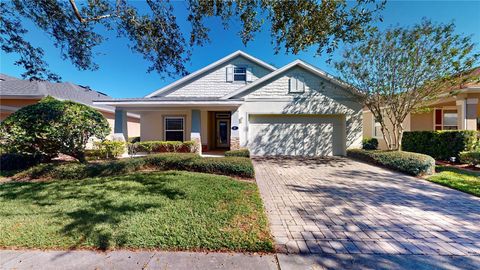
[{"left": 0, "top": 0, "right": 385, "bottom": 81}]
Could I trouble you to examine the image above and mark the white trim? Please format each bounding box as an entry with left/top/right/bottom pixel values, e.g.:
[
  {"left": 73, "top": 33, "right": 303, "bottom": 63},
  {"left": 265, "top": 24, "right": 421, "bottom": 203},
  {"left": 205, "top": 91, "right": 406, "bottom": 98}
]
[
  {"left": 371, "top": 118, "right": 383, "bottom": 139},
  {"left": 467, "top": 98, "right": 479, "bottom": 105},
  {"left": 94, "top": 100, "right": 243, "bottom": 107},
  {"left": 221, "top": 59, "right": 360, "bottom": 99},
  {"left": 145, "top": 51, "right": 277, "bottom": 98},
  {"left": 164, "top": 116, "right": 185, "bottom": 141}
]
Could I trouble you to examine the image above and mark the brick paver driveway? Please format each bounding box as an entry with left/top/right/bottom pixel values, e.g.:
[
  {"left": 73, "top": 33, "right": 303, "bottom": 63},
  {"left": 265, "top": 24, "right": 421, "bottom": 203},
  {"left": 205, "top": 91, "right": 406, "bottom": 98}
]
[{"left": 254, "top": 157, "right": 480, "bottom": 256}]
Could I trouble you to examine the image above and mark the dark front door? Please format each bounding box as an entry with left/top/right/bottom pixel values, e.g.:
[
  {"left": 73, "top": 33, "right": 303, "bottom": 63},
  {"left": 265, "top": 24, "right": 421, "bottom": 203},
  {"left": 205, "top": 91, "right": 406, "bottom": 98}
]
[{"left": 216, "top": 119, "right": 230, "bottom": 148}]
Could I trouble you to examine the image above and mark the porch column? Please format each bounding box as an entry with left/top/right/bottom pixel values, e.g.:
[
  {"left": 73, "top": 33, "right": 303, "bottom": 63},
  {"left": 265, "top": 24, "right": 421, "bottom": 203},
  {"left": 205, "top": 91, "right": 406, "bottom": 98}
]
[
  {"left": 230, "top": 109, "right": 240, "bottom": 150},
  {"left": 191, "top": 109, "right": 202, "bottom": 154},
  {"left": 456, "top": 99, "right": 466, "bottom": 130},
  {"left": 466, "top": 98, "right": 478, "bottom": 130},
  {"left": 113, "top": 108, "right": 128, "bottom": 141}
]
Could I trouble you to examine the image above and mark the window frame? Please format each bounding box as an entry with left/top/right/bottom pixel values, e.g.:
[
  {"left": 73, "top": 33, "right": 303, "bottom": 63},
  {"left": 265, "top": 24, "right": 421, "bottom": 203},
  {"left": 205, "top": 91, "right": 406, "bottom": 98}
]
[
  {"left": 233, "top": 66, "right": 247, "bottom": 82},
  {"left": 289, "top": 74, "right": 305, "bottom": 93},
  {"left": 372, "top": 118, "right": 383, "bottom": 139},
  {"left": 433, "top": 107, "right": 459, "bottom": 131},
  {"left": 164, "top": 116, "right": 185, "bottom": 141}
]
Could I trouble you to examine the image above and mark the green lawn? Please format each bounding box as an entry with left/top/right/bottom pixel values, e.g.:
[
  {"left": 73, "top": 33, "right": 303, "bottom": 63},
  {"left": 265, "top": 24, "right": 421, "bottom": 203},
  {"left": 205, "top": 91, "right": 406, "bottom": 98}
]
[
  {"left": 427, "top": 166, "right": 480, "bottom": 197},
  {"left": 0, "top": 171, "right": 273, "bottom": 251}
]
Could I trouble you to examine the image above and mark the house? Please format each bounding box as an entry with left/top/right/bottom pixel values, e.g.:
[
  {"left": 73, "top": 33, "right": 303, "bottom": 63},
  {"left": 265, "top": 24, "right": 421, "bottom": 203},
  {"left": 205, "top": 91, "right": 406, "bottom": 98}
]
[
  {"left": 363, "top": 68, "right": 480, "bottom": 149},
  {"left": 0, "top": 74, "right": 140, "bottom": 138},
  {"left": 94, "top": 51, "right": 363, "bottom": 156}
]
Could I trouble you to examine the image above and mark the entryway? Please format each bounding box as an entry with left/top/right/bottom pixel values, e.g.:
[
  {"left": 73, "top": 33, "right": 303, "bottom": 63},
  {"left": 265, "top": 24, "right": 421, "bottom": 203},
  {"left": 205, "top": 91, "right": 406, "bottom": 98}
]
[{"left": 208, "top": 112, "right": 231, "bottom": 150}]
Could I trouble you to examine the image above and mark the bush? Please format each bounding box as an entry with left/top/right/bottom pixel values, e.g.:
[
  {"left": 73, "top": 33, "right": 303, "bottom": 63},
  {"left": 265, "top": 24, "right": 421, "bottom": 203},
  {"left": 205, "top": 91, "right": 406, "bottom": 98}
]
[
  {"left": 347, "top": 149, "right": 435, "bottom": 176},
  {"left": 225, "top": 149, "right": 250, "bottom": 158},
  {"left": 402, "top": 131, "right": 478, "bottom": 161},
  {"left": 15, "top": 153, "right": 255, "bottom": 180},
  {"left": 459, "top": 151, "right": 480, "bottom": 166},
  {"left": 362, "top": 138, "right": 378, "bottom": 150},
  {"left": 93, "top": 140, "right": 125, "bottom": 159},
  {"left": 0, "top": 96, "right": 110, "bottom": 163},
  {"left": 134, "top": 141, "right": 196, "bottom": 153},
  {"left": 128, "top": 136, "right": 141, "bottom": 143},
  {"left": 0, "top": 153, "right": 42, "bottom": 171}
]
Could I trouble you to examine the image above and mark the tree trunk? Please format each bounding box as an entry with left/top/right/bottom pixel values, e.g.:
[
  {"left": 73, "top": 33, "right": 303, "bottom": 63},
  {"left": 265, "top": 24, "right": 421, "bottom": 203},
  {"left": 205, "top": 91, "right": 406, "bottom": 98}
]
[{"left": 74, "top": 151, "right": 87, "bottom": 163}]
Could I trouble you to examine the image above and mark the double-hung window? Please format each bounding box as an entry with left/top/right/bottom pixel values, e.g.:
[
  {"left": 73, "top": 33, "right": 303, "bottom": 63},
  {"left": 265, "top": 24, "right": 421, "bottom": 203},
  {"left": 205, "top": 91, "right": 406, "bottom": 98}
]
[
  {"left": 164, "top": 117, "right": 184, "bottom": 141},
  {"left": 373, "top": 120, "right": 383, "bottom": 139},
  {"left": 442, "top": 110, "right": 458, "bottom": 130},
  {"left": 233, "top": 67, "right": 247, "bottom": 82}
]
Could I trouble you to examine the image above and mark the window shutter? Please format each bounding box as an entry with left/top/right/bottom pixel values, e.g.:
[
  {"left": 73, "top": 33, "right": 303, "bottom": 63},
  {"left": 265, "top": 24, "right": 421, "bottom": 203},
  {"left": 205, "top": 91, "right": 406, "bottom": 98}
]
[
  {"left": 289, "top": 77, "right": 296, "bottom": 92},
  {"left": 226, "top": 66, "right": 233, "bottom": 82},
  {"left": 246, "top": 67, "right": 253, "bottom": 82},
  {"left": 297, "top": 76, "right": 305, "bottom": 92}
]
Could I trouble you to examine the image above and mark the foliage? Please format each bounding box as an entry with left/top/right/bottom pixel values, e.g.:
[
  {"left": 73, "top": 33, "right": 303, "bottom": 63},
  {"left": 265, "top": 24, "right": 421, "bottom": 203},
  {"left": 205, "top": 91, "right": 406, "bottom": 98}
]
[
  {"left": 0, "top": 96, "right": 110, "bottom": 163},
  {"left": 347, "top": 149, "right": 435, "bottom": 176},
  {"left": 134, "top": 140, "right": 196, "bottom": 153},
  {"left": 402, "top": 131, "right": 478, "bottom": 161},
  {"left": 128, "top": 136, "right": 141, "bottom": 143},
  {"left": 225, "top": 149, "right": 250, "bottom": 158},
  {"left": 362, "top": 138, "right": 378, "bottom": 150},
  {"left": 0, "top": 171, "right": 273, "bottom": 251},
  {"left": 459, "top": 151, "right": 480, "bottom": 166},
  {"left": 336, "top": 19, "right": 479, "bottom": 150},
  {"left": 0, "top": 153, "right": 42, "bottom": 171},
  {"left": 428, "top": 166, "right": 480, "bottom": 197},
  {"left": 15, "top": 153, "right": 255, "bottom": 180},
  {"left": 0, "top": 0, "right": 384, "bottom": 80},
  {"left": 87, "top": 140, "right": 125, "bottom": 160}
]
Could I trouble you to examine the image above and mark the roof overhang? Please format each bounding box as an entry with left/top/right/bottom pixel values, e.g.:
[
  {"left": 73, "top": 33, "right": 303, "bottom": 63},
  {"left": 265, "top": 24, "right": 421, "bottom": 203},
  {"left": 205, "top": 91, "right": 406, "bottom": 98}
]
[
  {"left": 93, "top": 100, "right": 243, "bottom": 108},
  {"left": 0, "top": 95, "right": 45, "bottom": 99},
  {"left": 145, "top": 50, "right": 277, "bottom": 98}
]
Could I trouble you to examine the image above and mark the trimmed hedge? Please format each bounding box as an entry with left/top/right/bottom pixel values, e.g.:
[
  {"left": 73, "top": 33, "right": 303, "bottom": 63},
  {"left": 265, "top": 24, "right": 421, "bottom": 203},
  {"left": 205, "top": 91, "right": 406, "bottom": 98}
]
[
  {"left": 459, "top": 151, "right": 480, "bottom": 166},
  {"left": 133, "top": 141, "right": 196, "bottom": 153},
  {"left": 86, "top": 140, "right": 125, "bottom": 160},
  {"left": 0, "top": 153, "right": 42, "bottom": 171},
  {"left": 362, "top": 138, "right": 378, "bottom": 150},
  {"left": 225, "top": 149, "right": 250, "bottom": 158},
  {"left": 15, "top": 153, "right": 254, "bottom": 180},
  {"left": 347, "top": 149, "right": 435, "bottom": 176},
  {"left": 402, "top": 131, "right": 478, "bottom": 160}
]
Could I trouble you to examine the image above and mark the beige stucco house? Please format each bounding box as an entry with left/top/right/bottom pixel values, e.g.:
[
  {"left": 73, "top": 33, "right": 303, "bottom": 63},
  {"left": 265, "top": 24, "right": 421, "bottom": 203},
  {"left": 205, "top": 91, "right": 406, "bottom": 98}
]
[
  {"left": 94, "top": 51, "right": 363, "bottom": 156},
  {"left": 363, "top": 68, "right": 480, "bottom": 149},
  {"left": 0, "top": 74, "right": 140, "bottom": 138}
]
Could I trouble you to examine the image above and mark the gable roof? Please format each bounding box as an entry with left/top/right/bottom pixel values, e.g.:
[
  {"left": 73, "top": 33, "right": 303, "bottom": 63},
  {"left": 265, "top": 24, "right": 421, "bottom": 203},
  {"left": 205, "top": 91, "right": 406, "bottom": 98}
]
[
  {"left": 145, "top": 50, "right": 277, "bottom": 98},
  {"left": 0, "top": 74, "right": 139, "bottom": 118},
  {"left": 220, "top": 59, "right": 361, "bottom": 100}
]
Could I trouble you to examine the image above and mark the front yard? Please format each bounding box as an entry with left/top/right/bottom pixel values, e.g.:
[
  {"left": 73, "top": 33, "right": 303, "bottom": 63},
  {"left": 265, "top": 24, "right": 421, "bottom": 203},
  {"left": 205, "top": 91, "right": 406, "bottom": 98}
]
[
  {"left": 0, "top": 170, "right": 273, "bottom": 251},
  {"left": 427, "top": 166, "right": 480, "bottom": 197}
]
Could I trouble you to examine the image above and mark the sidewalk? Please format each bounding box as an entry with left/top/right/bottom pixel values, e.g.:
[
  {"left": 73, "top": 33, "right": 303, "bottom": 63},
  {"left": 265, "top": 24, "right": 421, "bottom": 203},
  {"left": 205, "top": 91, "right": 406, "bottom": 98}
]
[{"left": 0, "top": 250, "right": 278, "bottom": 270}]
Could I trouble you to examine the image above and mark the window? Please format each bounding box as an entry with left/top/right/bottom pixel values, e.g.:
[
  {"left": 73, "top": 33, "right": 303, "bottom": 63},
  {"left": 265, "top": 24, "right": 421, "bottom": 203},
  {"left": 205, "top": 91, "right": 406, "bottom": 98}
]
[
  {"left": 289, "top": 75, "right": 305, "bottom": 93},
  {"left": 373, "top": 120, "right": 383, "bottom": 138},
  {"left": 233, "top": 67, "right": 247, "bottom": 81},
  {"left": 164, "top": 117, "right": 184, "bottom": 141},
  {"left": 442, "top": 110, "right": 458, "bottom": 130}
]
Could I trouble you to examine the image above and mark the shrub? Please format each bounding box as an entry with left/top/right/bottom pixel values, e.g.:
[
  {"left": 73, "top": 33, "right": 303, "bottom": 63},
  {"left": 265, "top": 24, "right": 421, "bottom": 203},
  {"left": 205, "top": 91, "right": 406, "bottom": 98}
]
[
  {"left": 134, "top": 141, "right": 196, "bottom": 153},
  {"left": 0, "top": 153, "right": 42, "bottom": 171},
  {"left": 402, "top": 131, "right": 478, "bottom": 161},
  {"left": 347, "top": 149, "right": 435, "bottom": 176},
  {"left": 225, "top": 149, "right": 250, "bottom": 158},
  {"left": 94, "top": 140, "right": 125, "bottom": 159},
  {"left": 459, "top": 151, "right": 480, "bottom": 166},
  {"left": 0, "top": 96, "right": 110, "bottom": 163},
  {"left": 128, "top": 136, "right": 141, "bottom": 143},
  {"left": 362, "top": 138, "right": 378, "bottom": 150},
  {"left": 15, "top": 153, "right": 255, "bottom": 180}
]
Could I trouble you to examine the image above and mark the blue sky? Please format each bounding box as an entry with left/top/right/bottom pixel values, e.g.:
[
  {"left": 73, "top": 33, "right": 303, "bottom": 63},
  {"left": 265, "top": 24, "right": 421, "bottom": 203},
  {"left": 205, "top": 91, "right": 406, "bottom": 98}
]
[{"left": 1, "top": 1, "right": 479, "bottom": 98}]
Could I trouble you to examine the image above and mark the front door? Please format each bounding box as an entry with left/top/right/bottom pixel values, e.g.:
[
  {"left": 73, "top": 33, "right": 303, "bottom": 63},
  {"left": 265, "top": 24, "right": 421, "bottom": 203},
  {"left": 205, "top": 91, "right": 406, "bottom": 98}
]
[{"left": 216, "top": 119, "right": 230, "bottom": 148}]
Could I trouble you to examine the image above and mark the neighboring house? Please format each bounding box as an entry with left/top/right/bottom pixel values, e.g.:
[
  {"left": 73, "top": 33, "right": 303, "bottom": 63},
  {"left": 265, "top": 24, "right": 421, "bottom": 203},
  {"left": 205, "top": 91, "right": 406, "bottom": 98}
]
[
  {"left": 0, "top": 74, "right": 140, "bottom": 138},
  {"left": 363, "top": 68, "right": 480, "bottom": 149},
  {"left": 94, "top": 51, "right": 363, "bottom": 156}
]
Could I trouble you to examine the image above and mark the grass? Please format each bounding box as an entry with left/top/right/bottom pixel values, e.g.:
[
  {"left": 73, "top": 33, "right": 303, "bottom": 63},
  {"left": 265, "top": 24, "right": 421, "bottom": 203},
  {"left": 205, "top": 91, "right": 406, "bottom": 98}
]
[
  {"left": 427, "top": 166, "right": 480, "bottom": 197},
  {"left": 0, "top": 171, "right": 273, "bottom": 251}
]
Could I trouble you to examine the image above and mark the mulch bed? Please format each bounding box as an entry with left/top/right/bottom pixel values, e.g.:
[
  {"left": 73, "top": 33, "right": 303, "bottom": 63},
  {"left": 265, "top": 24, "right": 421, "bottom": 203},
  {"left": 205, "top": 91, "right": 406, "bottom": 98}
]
[{"left": 436, "top": 160, "right": 480, "bottom": 172}]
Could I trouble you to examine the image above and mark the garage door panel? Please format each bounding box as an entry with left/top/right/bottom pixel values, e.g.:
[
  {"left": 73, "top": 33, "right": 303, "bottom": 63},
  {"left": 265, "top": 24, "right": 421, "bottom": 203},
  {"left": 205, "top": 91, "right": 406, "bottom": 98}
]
[{"left": 248, "top": 114, "right": 342, "bottom": 156}]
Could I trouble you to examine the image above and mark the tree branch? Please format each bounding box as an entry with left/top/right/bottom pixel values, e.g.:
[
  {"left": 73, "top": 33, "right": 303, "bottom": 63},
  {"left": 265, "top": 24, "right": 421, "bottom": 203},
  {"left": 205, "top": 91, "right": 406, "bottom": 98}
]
[{"left": 69, "top": 0, "right": 113, "bottom": 23}]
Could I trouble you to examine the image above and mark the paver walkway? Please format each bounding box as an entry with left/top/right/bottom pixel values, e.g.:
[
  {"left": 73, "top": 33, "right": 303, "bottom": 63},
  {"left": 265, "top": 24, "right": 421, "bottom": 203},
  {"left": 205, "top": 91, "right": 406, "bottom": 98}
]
[{"left": 254, "top": 157, "right": 480, "bottom": 260}]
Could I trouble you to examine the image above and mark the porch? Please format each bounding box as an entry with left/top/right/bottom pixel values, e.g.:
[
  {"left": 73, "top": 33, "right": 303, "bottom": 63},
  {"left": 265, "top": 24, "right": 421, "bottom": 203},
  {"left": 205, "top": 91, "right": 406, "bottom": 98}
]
[{"left": 104, "top": 100, "right": 243, "bottom": 154}]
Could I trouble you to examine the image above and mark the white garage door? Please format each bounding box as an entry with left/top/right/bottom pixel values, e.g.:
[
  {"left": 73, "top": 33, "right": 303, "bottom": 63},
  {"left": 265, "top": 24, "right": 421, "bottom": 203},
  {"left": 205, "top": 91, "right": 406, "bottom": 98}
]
[{"left": 248, "top": 114, "right": 345, "bottom": 156}]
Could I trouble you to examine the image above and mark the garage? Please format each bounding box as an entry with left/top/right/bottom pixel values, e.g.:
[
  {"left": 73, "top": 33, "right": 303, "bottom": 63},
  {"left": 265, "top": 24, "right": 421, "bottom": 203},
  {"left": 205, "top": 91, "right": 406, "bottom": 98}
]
[{"left": 247, "top": 114, "right": 346, "bottom": 156}]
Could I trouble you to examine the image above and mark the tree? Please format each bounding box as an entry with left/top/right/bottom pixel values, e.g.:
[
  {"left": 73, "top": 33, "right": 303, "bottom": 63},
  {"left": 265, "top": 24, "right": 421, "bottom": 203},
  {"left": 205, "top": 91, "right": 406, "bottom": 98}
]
[
  {"left": 335, "top": 20, "right": 479, "bottom": 150},
  {"left": 0, "top": 0, "right": 385, "bottom": 81},
  {"left": 0, "top": 96, "right": 110, "bottom": 162}
]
